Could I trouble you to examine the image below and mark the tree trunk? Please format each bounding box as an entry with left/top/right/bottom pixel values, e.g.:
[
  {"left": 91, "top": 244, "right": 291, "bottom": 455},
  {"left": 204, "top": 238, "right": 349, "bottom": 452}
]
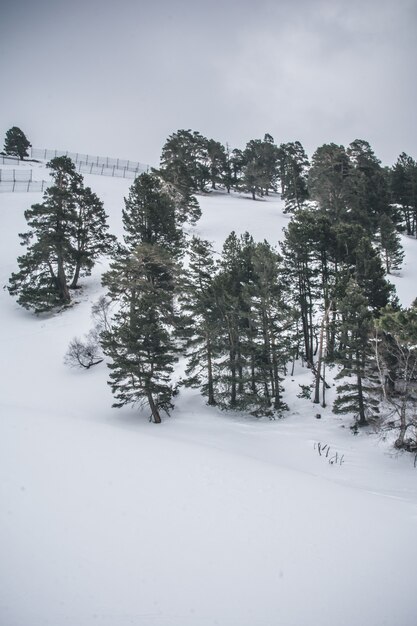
[
  {"left": 147, "top": 389, "right": 161, "bottom": 424},
  {"left": 206, "top": 338, "right": 216, "bottom": 406},
  {"left": 357, "top": 372, "right": 367, "bottom": 426}
]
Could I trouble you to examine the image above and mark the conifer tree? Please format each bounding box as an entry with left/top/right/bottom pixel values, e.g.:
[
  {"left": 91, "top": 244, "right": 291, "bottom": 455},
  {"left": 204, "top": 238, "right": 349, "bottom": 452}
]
[
  {"left": 8, "top": 156, "right": 80, "bottom": 311},
  {"left": 308, "top": 143, "right": 352, "bottom": 222},
  {"left": 374, "top": 302, "right": 417, "bottom": 449},
  {"left": 3, "top": 126, "right": 31, "bottom": 160},
  {"left": 333, "top": 279, "right": 379, "bottom": 426},
  {"left": 377, "top": 214, "right": 404, "bottom": 274},
  {"left": 180, "top": 236, "right": 220, "bottom": 405},
  {"left": 248, "top": 241, "right": 292, "bottom": 412},
  {"left": 8, "top": 156, "right": 114, "bottom": 311},
  {"left": 159, "top": 129, "right": 209, "bottom": 193},
  {"left": 206, "top": 139, "right": 228, "bottom": 190},
  {"left": 390, "top": 153, "right": 417, "bottom": 236},
  {"left": 278, "top": 141, "right": 310, "bottom": 212},
  {"left": 123, "top": 172, "right": 183, "bottom": 254},
  {"left": 101, "top": 244, "right": 177, "bottom": 423},
  {"left": 70, "top": 185, "right": 116, "bottom": 288}
]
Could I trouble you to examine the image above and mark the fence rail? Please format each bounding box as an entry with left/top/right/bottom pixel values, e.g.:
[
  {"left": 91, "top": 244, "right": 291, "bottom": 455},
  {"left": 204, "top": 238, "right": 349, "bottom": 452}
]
[
  {"left": 0, "top": 180, "right": 49, "bottom": 193},
  {"left": 0, "top": 169, "right": 37, "bottom": 182},
  {"left": 0, "top": 154, "right": 27, "bottom": 166},
  {"left": 30, "top": 147, "right": 149, "bottom": 175}
]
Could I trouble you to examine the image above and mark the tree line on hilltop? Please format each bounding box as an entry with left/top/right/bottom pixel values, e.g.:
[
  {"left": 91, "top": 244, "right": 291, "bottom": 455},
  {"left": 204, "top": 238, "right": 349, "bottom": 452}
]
[{"left": 5, "top": 126, "right": 417, "bottom": 452}]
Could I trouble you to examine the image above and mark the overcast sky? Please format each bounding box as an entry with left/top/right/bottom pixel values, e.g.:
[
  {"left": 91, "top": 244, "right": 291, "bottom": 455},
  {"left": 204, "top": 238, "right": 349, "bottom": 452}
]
[{"left": 1, "top": 0, "right": 416, "bottom": 166}]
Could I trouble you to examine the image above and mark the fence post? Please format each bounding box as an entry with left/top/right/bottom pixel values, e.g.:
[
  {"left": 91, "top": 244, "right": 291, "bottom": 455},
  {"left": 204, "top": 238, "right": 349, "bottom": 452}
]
[
  {"left": 27, "top": 181, "right": 30, "bottom": 192},
  {"left": 112, "top": 165, "right": 115, "bottom": 177}
]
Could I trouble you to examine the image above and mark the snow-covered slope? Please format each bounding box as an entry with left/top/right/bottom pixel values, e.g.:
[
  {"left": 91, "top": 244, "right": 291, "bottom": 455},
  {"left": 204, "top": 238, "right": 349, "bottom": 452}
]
[{"left": 1, "top": 163, "right": 417, "bottom": 626}]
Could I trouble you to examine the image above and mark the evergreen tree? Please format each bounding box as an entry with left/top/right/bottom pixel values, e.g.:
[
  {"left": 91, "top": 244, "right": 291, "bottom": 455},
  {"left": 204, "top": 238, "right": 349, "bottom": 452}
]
[
  {"left": 248, "top": 241, "right": 292, "bottom": 412},
  {"left": 390, "top": 153, "right": 417, "bottom": 236},
  {"left": 8, "top": 156, "right": 114, "bottom": 311},
  {"left": 346, "top": 139, "right": 390, "bottom": 234},
  {"left": 354, "top": 236, "right": 394, "bottom": 312},
  {"left": 308, "top": 143, "right": 352, "bottom": 222},
  {"left": 123, "top": 172, "right": 183, "bottom": 254},
  {"left": 180, "top": 236, "right": 220, "bottom": 405},
  {"left": 101, "top": 244, "right": 177, "bottom": 423},
  {"left": 377, "top": 214, "right": 404, "bottom": 274},
  {"left": 278, "top": 141, "right": 310, "bottom": 212},
  {"left": 241, "top": 135, "right": 279, "bottom": 199},
  {"left": 374, "top": 302, "right": 417, "bottom": 449},
  {"left": 8, "top": 156, "right": 80, "bottom": 311},
  {"left": 70, "top": 185, "right": 116, "bottom": 288},
  {"left": 206, "top": 139, "right": 228, "bottom": 190},
  {"left": 3, "top": 126, "right": 31, "bottom": 160},
  {"left": 333, "top": 279, "right": 379, "bottom": 426},
  {"left": 159, "top": 129, "right": 209, "bottom": 193}
]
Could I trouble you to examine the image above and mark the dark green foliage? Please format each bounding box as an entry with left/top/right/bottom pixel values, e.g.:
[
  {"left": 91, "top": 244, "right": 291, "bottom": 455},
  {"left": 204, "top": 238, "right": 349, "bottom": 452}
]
[
  {"left": 390, "top": 153, "right": 417, "bottom": 236},
  {"left": 354, "top": 237, "right": 394, "bottom": 312},
  {"left": 278, "top": 141, "right": 310, "bottom": 212},
  {"left": 123, "top": 172, "right": 184, "bottom": 253},
  {"left": 8, "top": 156, "right": 80, "bottom": 311},
  {"left": 159, "top": 129, "right": 210, "bottom": 193},
  {"left": 180, "top": 236, "right": 220, "bottom": 405},
  {"left": 308, "top": 143, "right": 352, "bottom": 222},
  {"left": 346, "top": 140, "right": 391, "bottom": 234},
  {"left": 374, "top": 303, "right": 417, "bottom": 449},
  {"left": 209, "top": 232, "right": 291, "bottom": 414},
  {"left": 8, "top": 156, "right": 114, "bottom": 311},
  {"left": 206, "top": 139, "right": 228, "bottom": 190},
  {"left": 333, "top": 279, "right": 379, "bottom": 425},
  {"left": 377, "top": 214, "right": 404, "bottom": 274},
  {"left": 101, "top": 244, "right": 178, "bottom": 423},
  {"left": 241, "top": 135, "right": 279, "bottom": 199},
  {"left": 3, "top": 126, "right": 31, "bottom": 160},
  {"left": 70, "top": 185, "right": 116, "bottom": 288}
]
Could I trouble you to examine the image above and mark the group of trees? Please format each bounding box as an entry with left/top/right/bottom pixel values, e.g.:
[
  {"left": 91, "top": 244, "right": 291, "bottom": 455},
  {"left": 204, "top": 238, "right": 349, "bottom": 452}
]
[
  {"left": 159, "top": 129, "right": 310, "bottom": 203},
  {"left": 160, "top": 130, "right": 417, "bottom": 241},
  {"left": 6, "top": 131, "right": 417, "bottom": 452}
]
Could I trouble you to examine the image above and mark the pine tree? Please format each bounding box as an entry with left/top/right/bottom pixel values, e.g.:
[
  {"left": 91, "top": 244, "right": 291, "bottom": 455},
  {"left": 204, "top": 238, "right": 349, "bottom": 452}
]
[
  {"left": 180, "top": 236, "right": 220, "bottom": 405},
  {"left": 159, "top": 129, "right": 209, "bottom": 193},
  {"left": 241, "top": 136, "right": 279, "bottom": 199},
  {"left": 8, "top": 156, "right": 114, "bottom": 311},
  {"left": 354, "top": 236, "right": 394, "bottom": 312},
  {"left": 3, "top": 126, "right": 31, "bottom": 160},
  {"left": 206, "top": 139, "right": 228, "bottom": 190},
  {"left": 248, "top": 241, "right": 292, "bottom": 412},
  {"left": 308, "top": 143, "right": 352, "bottom": 222},
  {"left": 123, "top": 172, "right": 183, "bottom": 254},
  {"left": 101, "top": 244, "right": 178, "bottom": 423},
  {"left": 278, "top": 141, "right": 310, "bottom": 212},
  {"left": 346, "top": 139, "right": 390, "bottom": 235},
  {"left": 70, "top": 185, "right": 116, "bottom": 288},
  {"left": 8, "top": 156, "right": 80, "bottom": 311},
  {"left": 390, "top": 153, "right": 417, "bottom": 236},
  {"left": 374, "top": 303, "right": 417, "bottom": 449},
  {"left": 377, "top": 214, "right": 404, "bottom": 274},
  {"left": 333, "top": 279, "right": 379, "bottom": 426}
]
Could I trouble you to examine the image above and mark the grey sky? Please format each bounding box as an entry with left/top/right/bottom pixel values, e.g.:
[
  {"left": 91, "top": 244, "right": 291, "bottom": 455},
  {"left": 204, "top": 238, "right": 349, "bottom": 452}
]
[{"left": 1, "top": 0, "right": 416, "bottom": 166}]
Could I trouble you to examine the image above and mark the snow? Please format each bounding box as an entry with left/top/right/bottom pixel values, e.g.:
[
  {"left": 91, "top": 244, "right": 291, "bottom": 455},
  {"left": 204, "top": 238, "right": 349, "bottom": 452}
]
[{"left": 1, "top": 162, "right": 417, "bottom": 626}]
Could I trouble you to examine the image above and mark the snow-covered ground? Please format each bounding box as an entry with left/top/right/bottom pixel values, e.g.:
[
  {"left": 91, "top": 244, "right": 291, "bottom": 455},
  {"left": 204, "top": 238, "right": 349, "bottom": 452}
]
[{"left": 1, "top": 162, "right": 417, "bottom": 626}]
